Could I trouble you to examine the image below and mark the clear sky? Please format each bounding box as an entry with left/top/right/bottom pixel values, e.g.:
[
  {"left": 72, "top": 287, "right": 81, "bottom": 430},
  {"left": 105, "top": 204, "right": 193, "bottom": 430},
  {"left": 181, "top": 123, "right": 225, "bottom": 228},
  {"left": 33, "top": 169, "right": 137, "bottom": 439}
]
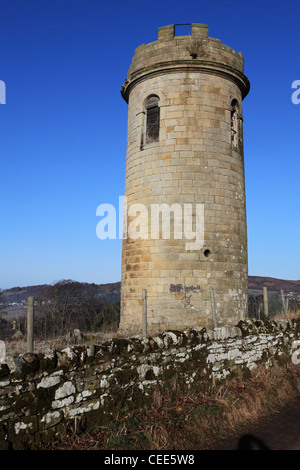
[{"left": 0, "top": 0, "right": 299, "bottom": 290}]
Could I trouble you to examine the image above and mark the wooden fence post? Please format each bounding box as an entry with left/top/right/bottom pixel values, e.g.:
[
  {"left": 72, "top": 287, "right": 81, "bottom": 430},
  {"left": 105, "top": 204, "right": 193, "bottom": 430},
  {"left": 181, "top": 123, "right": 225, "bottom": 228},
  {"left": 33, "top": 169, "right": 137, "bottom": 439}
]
[
  {"left": 285, "top": 298, "right": 289, "bottom": 315},
  {"left": 281, "top": 289, "right": 289, "bottom": 316},
  {"left": 281, "top": 290, "right": 285, "bottom": 315},
  {"left": 263, "top": 287, "right": 268, "bottom": 318},
  {"left": 142, "top": 289, "right": 147, "bottom": 339},
  {"left": 27, "top": 296, "right": 34, "bottom": 353}
]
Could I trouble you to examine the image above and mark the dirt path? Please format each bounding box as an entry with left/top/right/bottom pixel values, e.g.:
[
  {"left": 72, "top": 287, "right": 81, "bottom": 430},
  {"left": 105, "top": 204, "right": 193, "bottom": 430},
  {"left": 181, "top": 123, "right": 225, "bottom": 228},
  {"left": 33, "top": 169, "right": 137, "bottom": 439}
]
[{"left": 218, "top": 397, "right": 300, "bottom": 450}]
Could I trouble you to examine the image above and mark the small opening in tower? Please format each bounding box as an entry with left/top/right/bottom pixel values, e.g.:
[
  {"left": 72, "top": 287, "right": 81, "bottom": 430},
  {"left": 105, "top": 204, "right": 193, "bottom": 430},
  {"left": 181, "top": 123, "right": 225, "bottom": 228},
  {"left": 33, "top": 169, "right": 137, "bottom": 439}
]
[
  {"left": 231, "top": 99, "right": 239, "bottom": 147},
  {"left": 204, "top": 249, "right": 211, "bottom": 257},
  {"left": 174, "top": 24, "right": 191, "bottom": 37}
]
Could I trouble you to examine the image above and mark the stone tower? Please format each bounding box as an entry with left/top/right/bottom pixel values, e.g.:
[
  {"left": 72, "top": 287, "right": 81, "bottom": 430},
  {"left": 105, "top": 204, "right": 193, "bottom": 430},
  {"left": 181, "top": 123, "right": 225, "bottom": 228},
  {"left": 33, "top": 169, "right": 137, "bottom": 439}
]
[{"left": 119, "top": 24, "right": 250, "bottom": 335}]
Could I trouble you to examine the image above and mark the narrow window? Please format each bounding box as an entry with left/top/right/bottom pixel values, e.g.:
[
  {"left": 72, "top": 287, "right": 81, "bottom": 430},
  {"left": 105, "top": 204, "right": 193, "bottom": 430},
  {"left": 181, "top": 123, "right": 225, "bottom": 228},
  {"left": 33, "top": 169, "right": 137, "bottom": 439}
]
[
  {"left": 145, "top": 96, "right": 160, "bottom": 143},
  {"left": 231, "top": 100, "right": 238, "bottom": 147}
]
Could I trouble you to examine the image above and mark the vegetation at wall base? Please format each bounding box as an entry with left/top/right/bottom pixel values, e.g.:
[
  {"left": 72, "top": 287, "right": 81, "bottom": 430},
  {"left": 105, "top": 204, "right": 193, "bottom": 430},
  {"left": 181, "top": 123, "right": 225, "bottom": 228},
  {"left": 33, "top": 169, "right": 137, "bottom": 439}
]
[{"left": 40, "top": 361, "right": 300, "bottom": 450}]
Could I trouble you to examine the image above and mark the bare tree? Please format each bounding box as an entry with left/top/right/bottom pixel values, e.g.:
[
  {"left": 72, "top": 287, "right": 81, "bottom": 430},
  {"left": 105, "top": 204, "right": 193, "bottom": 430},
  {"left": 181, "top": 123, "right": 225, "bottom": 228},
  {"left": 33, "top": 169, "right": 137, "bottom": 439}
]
[
  {"left": 35, "top": 280, "right": 120, "bottom": 340},
  {"left": 0, "top": 290, "right": 7, "bottom": 314},
  {"left": 35, "top": 280, "right": 83, "bottom": 338}
]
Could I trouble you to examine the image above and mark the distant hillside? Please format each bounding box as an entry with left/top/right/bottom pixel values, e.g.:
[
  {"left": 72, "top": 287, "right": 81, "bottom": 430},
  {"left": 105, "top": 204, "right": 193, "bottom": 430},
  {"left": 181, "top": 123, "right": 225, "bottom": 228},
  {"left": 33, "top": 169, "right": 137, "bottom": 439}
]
[
  {"left": 2, "top": 285, "right": 49, "bottom": 304},
  {"left": 3, "top": 282, "right": 121, "bottom": 304},
  {"left": 2, "top": 276, "right": 299, "bottom": 305},
  {"left": 248, "top": 276, "right": 300, "bottom": 293}
]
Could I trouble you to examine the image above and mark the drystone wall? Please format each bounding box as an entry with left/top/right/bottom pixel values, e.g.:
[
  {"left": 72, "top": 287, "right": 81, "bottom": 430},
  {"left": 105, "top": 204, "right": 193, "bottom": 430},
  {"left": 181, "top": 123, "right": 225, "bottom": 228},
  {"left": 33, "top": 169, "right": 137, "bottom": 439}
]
[{"left": 0, "top": 318, "right": 300, "bottom": 449}]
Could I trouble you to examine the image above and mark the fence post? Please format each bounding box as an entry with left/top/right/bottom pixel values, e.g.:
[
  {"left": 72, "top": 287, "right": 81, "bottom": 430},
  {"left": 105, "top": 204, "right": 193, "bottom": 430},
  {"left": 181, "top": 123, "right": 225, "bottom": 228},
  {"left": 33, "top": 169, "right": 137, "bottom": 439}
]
[
  {"left": 27, "top": 296, "right": 34, "bottom": 353},
  {"left": 142, "top": 289, "right": 147, "bottom": 339},
  {"left": 285, "top": 298, "right": 289, "bottom": 315},
  {"left": 263, "top": 287, "right": 268, "bottom": 318},
  {"left": 210, "top": 286, "right": 217, "bottom": 327},
  {"left": 281, "top": 290, "right": 285, "bottom": 315}
]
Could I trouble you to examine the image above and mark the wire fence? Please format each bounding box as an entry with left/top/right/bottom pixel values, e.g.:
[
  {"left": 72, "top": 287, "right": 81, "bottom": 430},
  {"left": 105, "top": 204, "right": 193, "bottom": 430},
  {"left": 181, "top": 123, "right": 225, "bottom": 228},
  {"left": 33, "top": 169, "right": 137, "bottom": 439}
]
[
  {"left": 0, "top": 286, "right": 299, "bottom": 357},
  {"left": 0, "top": 294, "right": 120, "bottom": 357},
  {"left": 248, "top": 288, "right": 299, "bottom": 320}
]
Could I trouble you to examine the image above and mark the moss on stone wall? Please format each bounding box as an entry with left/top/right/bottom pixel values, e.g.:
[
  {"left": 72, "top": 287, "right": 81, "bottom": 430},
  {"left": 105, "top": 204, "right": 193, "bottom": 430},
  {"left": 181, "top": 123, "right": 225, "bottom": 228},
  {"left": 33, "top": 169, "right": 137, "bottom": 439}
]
[{"left": 0, "top": 318, "right": 299, "bottom": 449}]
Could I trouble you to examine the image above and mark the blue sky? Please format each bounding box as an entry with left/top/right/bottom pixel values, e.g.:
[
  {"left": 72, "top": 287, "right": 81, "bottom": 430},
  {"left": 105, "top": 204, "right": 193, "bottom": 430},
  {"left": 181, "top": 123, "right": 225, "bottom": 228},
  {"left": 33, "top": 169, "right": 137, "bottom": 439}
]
[{"left": 0, "top": 0, "right": 299, "bottom": 289}]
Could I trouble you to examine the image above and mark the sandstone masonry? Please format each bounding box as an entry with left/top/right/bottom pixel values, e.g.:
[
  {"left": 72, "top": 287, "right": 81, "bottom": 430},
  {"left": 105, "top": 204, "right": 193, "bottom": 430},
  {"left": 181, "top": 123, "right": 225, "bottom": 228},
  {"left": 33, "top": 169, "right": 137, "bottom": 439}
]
[
  {"left": 120, "top": 24, "right": 250, "bottom": 334},
  {"left": 0, "top": 318, "right": 299, "bottom": 449}
]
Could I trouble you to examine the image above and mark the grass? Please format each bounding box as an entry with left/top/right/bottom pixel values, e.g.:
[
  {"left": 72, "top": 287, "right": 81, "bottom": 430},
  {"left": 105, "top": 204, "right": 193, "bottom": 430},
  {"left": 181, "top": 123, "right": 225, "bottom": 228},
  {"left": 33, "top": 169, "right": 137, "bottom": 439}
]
[
  {"left": 41, "top": 360, "right": 300, "bottom": 450},
  {"left": 272, "top": 309, "right": 300, "bottom": 321}
]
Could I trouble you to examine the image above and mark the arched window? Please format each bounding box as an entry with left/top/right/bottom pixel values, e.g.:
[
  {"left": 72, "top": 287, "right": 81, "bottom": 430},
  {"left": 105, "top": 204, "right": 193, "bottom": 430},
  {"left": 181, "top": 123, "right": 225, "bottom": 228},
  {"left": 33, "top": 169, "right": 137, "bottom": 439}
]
[
  {"left": 231, "top": 99, "right": 238, "bottom": 147},
  {"left": 145, "top": 95, "right": 160, "bottom": 143}
]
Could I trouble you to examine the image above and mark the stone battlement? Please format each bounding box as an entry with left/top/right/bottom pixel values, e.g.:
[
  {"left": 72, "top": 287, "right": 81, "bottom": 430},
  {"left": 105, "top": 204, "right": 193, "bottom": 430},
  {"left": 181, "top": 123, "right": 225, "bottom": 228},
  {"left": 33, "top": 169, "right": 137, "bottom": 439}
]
[{"left": 121, "top": 23, "right": 250, "bottom": 102}]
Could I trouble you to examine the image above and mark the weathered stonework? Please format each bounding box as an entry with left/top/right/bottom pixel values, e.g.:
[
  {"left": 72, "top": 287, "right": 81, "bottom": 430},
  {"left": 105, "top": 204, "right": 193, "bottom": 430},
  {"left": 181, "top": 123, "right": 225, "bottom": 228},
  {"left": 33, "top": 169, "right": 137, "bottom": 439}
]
[
  {"left": 120, "top": 24, "right": 250, "bottom": 334},
  {"left": 0, "top": 318, "right": 299, "bottom": 449}
]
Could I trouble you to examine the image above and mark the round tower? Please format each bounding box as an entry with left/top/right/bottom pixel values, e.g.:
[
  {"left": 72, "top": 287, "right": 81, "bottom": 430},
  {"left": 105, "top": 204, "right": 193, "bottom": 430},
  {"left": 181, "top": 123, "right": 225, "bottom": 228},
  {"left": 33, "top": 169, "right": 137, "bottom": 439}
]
[{"left": 119, "top": 24, "right": 250, "bottom": 335}]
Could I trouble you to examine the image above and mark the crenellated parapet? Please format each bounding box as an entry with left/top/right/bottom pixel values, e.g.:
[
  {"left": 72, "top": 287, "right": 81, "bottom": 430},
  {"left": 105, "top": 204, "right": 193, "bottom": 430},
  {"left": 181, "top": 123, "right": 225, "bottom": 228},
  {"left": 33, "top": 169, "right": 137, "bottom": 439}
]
[{"left": 121, "top": 24, "right": 250, "bottom": 102}]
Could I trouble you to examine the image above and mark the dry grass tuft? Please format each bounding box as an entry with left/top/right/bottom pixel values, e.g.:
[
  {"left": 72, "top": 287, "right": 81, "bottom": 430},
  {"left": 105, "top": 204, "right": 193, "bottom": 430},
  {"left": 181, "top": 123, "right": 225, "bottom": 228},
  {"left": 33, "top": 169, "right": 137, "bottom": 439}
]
[{"left": 272, "top": 309, "right": 300, "bottom": 321}]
